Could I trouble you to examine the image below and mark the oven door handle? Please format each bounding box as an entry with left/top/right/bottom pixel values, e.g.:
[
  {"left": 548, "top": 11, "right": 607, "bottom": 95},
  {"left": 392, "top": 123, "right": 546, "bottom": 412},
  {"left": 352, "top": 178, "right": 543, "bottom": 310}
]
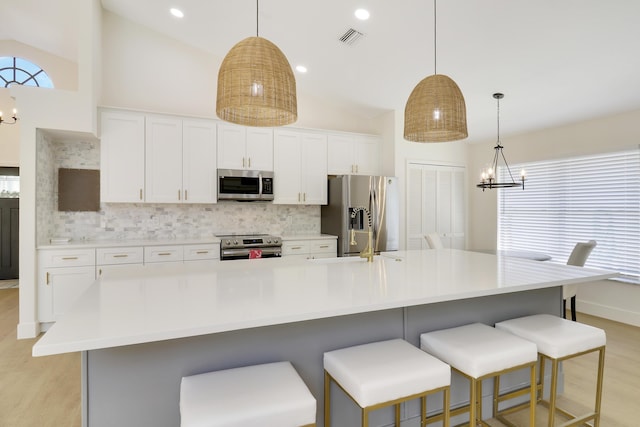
[{"left": 221, "top": 247, "right": 282, "bottom": 258}]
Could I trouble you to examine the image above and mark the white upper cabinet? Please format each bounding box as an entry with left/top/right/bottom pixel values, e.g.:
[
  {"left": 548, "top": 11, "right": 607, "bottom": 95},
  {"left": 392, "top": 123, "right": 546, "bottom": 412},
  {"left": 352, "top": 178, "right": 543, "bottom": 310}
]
[
  {"left": 100, "top": 111, "right": 145, "bottom": 202},
  {"left": 217, "top": 123, "right": 273, "bottom": 171},
  {"left": 145, "top": 115, "right": 218, "bottom": 204},
  {"left": 273, "top": 129, "right": 327, "bottom": 205},
  {"left": 145, "top": 115, "right": 183, "bottom": 203},
  {"left": 101, "top": 110, "right": 217, "bottom": 204},
  {"left": 182, "top": 119, "right": 217, "bottom": 203},
  {"left": 327, "top": 133, "right": 381, "bottom": 176}
]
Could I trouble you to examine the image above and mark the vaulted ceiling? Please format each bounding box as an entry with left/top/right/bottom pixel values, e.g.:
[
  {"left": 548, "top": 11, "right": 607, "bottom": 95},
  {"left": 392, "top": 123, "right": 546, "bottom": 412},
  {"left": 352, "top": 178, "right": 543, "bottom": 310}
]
[{"left": 3, "top": 0, "right": 640, "bottom": 142}]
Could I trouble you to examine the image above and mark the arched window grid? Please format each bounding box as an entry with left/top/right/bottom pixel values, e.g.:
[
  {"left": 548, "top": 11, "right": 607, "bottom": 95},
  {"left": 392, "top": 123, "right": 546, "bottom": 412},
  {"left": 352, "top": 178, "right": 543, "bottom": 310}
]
[{"left": 0, "top": 57, "right": 54, "bottom": 88}]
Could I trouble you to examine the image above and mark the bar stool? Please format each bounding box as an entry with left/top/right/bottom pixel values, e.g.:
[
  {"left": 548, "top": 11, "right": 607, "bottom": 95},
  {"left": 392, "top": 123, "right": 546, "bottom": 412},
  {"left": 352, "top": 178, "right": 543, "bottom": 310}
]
[
  {"left": 324, "top": 338, "right": 451, "bottom": 427},
  {"left": 495, "top": 314, "right": 606, "bottom": 427},
  {"left": 180, "top": 361, "right": 316, "bottom": 427},
  {"left": 420, "top": 323, "right": 538, "bottom": 427}
]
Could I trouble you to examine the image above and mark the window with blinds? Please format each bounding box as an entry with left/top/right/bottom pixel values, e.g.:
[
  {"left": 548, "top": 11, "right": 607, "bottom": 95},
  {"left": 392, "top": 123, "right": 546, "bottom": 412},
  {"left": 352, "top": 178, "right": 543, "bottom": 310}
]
[{"left": 498, "top": 148, "right": 640, "bottom": 283}]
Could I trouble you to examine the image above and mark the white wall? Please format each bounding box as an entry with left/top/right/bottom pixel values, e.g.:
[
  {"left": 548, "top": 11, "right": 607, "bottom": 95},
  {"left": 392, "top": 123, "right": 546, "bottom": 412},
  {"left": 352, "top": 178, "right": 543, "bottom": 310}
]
[
  {"left": 13, "top": 0, "right": 102, "bottom": 339},
  {"left": 0, "top": 40, "right": 78, "bottom": 166},
  {"left": 468, "top": 109, "right": 640, "bottom": 326}
]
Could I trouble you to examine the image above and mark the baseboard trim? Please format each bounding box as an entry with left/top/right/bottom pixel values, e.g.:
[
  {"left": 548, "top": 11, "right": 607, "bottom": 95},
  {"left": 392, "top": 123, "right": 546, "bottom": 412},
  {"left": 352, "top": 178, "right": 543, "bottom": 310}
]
[
  {"left": 17, "top": 321, "right": 40, "bottom": 339},
  {"left": 579, "top": 300, "right": 640, "bottom": 327}
]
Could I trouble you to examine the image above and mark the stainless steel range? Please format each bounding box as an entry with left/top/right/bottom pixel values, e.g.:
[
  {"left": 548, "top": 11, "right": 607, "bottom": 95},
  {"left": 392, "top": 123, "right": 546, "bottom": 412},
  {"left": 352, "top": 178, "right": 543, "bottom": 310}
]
[{"left": 217, "top": 234, "right": 282, "bottom": 260}]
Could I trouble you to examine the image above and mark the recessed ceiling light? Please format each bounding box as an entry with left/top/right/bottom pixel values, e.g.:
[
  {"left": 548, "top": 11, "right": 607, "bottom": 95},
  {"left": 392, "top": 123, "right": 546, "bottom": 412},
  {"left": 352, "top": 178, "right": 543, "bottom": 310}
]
[
  {"left": 296, "top": 65, "right": 308, "bottom": 73},
  {"left": 354, "top": 9, "right": 370, "bottom": 20},
  {"left": 170, "top": 8, "right": 184, "bottom": 18}
]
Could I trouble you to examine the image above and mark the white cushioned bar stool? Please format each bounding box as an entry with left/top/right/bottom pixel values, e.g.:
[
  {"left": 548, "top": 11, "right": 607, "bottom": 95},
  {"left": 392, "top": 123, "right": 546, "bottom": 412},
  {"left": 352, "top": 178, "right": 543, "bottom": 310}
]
[
  {"left": 420, "top": 323, "right": 538, "bottom": 427},
  {"left": 495, "top": 314, "right": 606, "bottom": 427},
  {"left": 324, "top": 338, "right": 451, "bottom": 427},
  {"left": 180, "top": 361, "right": 316, "bottom": 427}
]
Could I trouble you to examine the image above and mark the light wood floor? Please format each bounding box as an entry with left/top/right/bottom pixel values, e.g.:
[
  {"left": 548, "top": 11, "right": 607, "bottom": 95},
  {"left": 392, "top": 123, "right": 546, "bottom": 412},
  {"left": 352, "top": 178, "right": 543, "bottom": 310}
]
[{"left": 1, "top": 287, "right": 638, "bottom": 426}]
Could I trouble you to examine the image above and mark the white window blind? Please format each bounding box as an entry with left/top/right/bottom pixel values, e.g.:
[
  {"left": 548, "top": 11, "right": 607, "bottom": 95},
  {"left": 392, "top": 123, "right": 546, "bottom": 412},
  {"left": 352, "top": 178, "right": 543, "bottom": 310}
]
[{"left": 498, "top": 148, "right": 640, "bottom": 282}]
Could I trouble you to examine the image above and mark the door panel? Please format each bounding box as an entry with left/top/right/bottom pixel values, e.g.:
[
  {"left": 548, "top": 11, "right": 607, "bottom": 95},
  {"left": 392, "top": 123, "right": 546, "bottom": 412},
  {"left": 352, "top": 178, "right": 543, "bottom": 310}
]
[{"left": 0, "top": 198, "right": 19, "bottom": 279}]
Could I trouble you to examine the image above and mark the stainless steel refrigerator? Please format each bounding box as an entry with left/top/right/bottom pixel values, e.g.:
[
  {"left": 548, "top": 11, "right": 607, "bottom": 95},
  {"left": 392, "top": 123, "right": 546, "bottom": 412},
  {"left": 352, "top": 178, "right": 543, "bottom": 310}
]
[{"left": 321, "top": 175, "right": 399, "bottom": 257}]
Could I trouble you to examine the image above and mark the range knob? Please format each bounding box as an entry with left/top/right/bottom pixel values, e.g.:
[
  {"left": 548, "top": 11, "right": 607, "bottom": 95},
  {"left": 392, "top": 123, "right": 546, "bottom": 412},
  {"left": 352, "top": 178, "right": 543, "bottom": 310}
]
[
  {"left": 273, "top": 238, "right": 279, "bottom": 244},
  {"left": 233, "top": 240, "right": 238, "bottom": 245},
  {"left": 226, "top": 240, "right": 231, "bottom": 245},
  {"left": 266, "top": 239, "right": 272, "bottom": 244}
]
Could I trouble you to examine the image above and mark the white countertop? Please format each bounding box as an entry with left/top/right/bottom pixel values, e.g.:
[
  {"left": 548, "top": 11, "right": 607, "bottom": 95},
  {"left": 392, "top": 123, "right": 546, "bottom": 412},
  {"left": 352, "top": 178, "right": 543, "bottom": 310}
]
[{"left": 32, "top": 249, "right": 617, "bottom": 356}]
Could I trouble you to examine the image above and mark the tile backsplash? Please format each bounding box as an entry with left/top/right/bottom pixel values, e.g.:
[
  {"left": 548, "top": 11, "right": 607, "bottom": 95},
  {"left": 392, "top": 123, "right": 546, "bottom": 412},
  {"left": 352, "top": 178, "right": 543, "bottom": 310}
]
[{"left": 37, "top": 133, "right": 320, "bottom": 244}]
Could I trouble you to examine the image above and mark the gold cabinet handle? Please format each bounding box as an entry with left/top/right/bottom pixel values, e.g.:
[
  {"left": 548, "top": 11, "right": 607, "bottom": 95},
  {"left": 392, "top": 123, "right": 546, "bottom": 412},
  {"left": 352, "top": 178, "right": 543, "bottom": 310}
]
[
  {"left": 62, "top": 257, "right": 78, "bottom": 260},
  {"left": 178, "top": 190, "right": 181, "bottom": 201},
  {"left": 319, "top": 245, "right": 329, "bottom": 248},
  {"left": 243, "top": 157, "right": 246, "bottom": 168},
  {"left": 158, "top": 252, "right": 171, "bottom": 256},
  {"left": 248, "top": 158, "right": 251, "bottom": 168},
  {"left": 303, "top": 193, "right": 306, "bottom": 202},
  {"left": 196, "top": 251, "right": 209, "bottom": 254},
  {"left": 46, "top": 272, "right": 50, "bottom": 285},
  {"left": 113, "top": 254, "right": 128, "bottom": 258},
  {"left": 291, "top": 246, "right": 302, "bottom": 250},
  {"left": 98, "top": 269, "right": 102, "bottom": 276},
  {"left": 184, "top": 190, "right": 188, "bottom": 201},
  {"left": 140, "top": 189, "right": 143, "bottom": 200}
]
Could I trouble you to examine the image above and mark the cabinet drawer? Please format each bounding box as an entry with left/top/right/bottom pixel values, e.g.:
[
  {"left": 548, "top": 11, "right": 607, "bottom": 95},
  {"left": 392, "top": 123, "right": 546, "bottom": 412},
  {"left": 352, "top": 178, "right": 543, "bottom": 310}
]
[
  {"left": 282, "top": 241, "right": 310, "bottom": 256},
  {"left": 39, "top": 248, "right": 95, "bottom": 268},
  {"left": 144, "top": 245, "right": 184, "bottom": 263},
  {"left": 183, "top": 244, "right": 220, "bottom": 261},
  {"left": 96, "top": 247, "right": 144, "bottom": 265},
  {"left": 310, "top": 240, "right": 337, "bottom": 255}
]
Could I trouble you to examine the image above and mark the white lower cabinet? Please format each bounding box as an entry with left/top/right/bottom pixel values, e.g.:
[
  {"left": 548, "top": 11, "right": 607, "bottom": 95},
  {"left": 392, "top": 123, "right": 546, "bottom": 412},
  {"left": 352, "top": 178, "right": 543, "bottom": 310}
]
[
  {"left": 144, "top": 245, "right": 184, "bottom": 264},
  {"left": 38, "top": 248, "right": 96, "bottom": 322},
  {"left": 183, "top": 244, "right": 220, "bottom": 263},
  {"left": 282, "top": 239, "right": 337, "bottom": 260},
  {"left": 39, "top": 242, "right": 220, "bottom": 324},
  {"left": 96, "top": 246, "right": 144, "bottom": 277}
]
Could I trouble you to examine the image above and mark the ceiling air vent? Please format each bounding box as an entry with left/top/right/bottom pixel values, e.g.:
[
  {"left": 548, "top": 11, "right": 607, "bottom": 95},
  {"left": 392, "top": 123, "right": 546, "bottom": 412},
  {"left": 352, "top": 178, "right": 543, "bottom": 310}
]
[{"left": 338, "top": 28, "right": 365, "bottom": 46}]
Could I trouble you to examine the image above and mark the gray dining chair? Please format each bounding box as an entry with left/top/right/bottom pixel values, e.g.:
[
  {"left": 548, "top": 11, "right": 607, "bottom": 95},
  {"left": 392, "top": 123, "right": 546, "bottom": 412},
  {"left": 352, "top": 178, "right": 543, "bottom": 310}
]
[
  {"left": 424, "top": 233, "right": 444, "bottom": 250},
  {"left": 563, "top": 240, "right": 597, "bottom": 321}
]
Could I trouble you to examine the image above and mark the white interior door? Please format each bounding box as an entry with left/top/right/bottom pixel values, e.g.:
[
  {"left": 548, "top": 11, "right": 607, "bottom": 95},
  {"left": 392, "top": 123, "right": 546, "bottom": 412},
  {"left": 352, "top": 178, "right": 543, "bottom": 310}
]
[{"left": 406, "top": 163, "right": 466, "bottom": 250}]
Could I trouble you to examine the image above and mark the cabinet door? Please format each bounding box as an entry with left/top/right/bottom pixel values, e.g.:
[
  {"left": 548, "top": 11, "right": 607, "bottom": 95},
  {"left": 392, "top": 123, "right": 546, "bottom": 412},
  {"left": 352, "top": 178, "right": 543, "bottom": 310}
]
[
  {"left": 300, "top": 133, "right": 328, "bottom": 205},
  {"left": 100, "top": 111, "right": 145, "bottom": 202},
  {"left": 354, "top": 135, "right": 380, "bottom": 175},
  {"left": 327, "top": 134, "right": 356, "bottom": 175},
  {"left": 145, "top": 116, "right": 183, "bottom": 203},
  {"left": 245, "top": 128, "right": 274, "bottom": 171},
  {"left": 273, "top": 131, "right": 303, "bottom": 204},
  {"left": 183, "top": 119, "right": 217, "bottom": 203},
  {"left": 39, "top": 266, "right": 95, "bottom": 321},
  {"left": 217, "top": 123, "right": 247, "bottom": 170}
]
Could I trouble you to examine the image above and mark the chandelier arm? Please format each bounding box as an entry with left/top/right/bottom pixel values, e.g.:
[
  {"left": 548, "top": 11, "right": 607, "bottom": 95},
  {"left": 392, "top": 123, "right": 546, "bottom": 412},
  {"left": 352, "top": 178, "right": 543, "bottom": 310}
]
[{"left": 499, "top": 146, "right": 518, "bottom": 183}]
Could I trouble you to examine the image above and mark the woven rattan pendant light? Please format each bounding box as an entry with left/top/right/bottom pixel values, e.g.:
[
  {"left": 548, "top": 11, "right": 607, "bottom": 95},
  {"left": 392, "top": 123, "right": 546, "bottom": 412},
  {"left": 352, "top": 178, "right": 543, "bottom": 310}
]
[
  {"left": 404, "top": 0, "right": 467, "bottom": 142},
  {"left": 216, "top": 0, "right": 297, "bottom": 127}
]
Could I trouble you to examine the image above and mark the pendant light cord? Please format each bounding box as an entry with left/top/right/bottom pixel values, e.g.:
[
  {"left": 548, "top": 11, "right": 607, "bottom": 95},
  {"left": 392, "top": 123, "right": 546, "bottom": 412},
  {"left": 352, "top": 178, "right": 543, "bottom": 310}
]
[
  {"left": 496, "top": 96, "right": 501, "bottom": 144},
  {"left": 433, "top": 0, "right": 437, "bottom": 75},
  {"left": 256, "top": 0, "right": 259, "bottom": 37}
]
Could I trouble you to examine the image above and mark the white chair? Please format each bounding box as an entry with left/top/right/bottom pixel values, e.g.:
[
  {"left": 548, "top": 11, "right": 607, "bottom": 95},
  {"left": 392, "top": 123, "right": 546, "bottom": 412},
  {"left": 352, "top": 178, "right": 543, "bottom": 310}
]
[
  {"left": 496, "top": 314, "right": 606, "bottom": 427},
  {"left": 563, "top": 240, "right": 597, "bottom": 321},
  {"left": 424, "top": 233, "right": 444, "bottom": 249},
  {"left": 324, "top": 338, "right": 451, "bottom": 427},
  {"left": 420, "top": 323, "right": 538, "bottom": 427},
  {"left": 180, "top": 361, "right": 316, "bottom": 427}
]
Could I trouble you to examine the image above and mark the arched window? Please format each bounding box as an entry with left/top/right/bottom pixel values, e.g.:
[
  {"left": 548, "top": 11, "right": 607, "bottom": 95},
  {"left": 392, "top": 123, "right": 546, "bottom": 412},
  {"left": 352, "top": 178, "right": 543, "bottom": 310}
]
[{"left": 0, "top": 57, "right": 54, "bottom": 88}]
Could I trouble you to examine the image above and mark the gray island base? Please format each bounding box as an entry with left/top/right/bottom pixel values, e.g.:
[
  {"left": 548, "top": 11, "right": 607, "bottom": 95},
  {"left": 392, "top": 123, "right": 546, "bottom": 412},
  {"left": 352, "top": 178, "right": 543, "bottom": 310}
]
[{"left": 32, "top": 250, "right": 616, "bottom": 427}]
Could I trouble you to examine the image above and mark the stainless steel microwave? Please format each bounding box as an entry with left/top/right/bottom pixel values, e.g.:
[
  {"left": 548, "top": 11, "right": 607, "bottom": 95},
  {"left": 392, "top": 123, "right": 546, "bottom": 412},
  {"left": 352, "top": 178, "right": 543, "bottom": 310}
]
[{"left": 217, "top": 169, "right": 274, "bottom": 201}]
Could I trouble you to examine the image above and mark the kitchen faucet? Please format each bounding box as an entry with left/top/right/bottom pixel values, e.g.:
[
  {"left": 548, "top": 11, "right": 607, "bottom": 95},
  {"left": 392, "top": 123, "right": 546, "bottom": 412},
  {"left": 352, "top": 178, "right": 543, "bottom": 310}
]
[{"left": 349, "top": 207, "right": 374, "bottom": 262}]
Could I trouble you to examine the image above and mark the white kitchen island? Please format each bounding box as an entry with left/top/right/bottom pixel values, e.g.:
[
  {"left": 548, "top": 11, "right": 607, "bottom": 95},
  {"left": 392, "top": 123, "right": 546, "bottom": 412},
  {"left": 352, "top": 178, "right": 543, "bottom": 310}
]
[{"left": 33, "top": 249, "right": 617, "bottom": 427}]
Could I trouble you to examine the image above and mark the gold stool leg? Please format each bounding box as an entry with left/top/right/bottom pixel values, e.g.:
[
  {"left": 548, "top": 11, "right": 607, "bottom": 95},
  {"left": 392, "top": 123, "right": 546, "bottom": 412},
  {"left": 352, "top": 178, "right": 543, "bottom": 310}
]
[
  {"left": 362, "top": 407, "right": 368, "bottom": 427},
  {"left": 477, "top": 379, "right": 483, "bottom": 425},
  {"left": 443, "top": 387, "right": 451, "bottom": 427},
  {"left": 594, "top": 347, "right": 606, "bottom": 427},
  {"left": 469, "top": 377, "right": 477, "bottom": 427},
  {"left": 529, "top": 364, "right": 536, "bottom": 427},
  {"left": 421, "top": 396, "right": 426, "bottom": 427},
  {"left": 538, "top": 355, "right": 546, "bottom": 402},
  {"left": 548, "top": 358, "right": 559, "bottom": 427},
  {"left": 324, "top": 371, "right": 331, "bottom": 427},
  {"left": 493, "top": 374, "right": 500, "bottom": 417},
  {"left": 395, "top": 403, "right": 400, "bottom": 426}
]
